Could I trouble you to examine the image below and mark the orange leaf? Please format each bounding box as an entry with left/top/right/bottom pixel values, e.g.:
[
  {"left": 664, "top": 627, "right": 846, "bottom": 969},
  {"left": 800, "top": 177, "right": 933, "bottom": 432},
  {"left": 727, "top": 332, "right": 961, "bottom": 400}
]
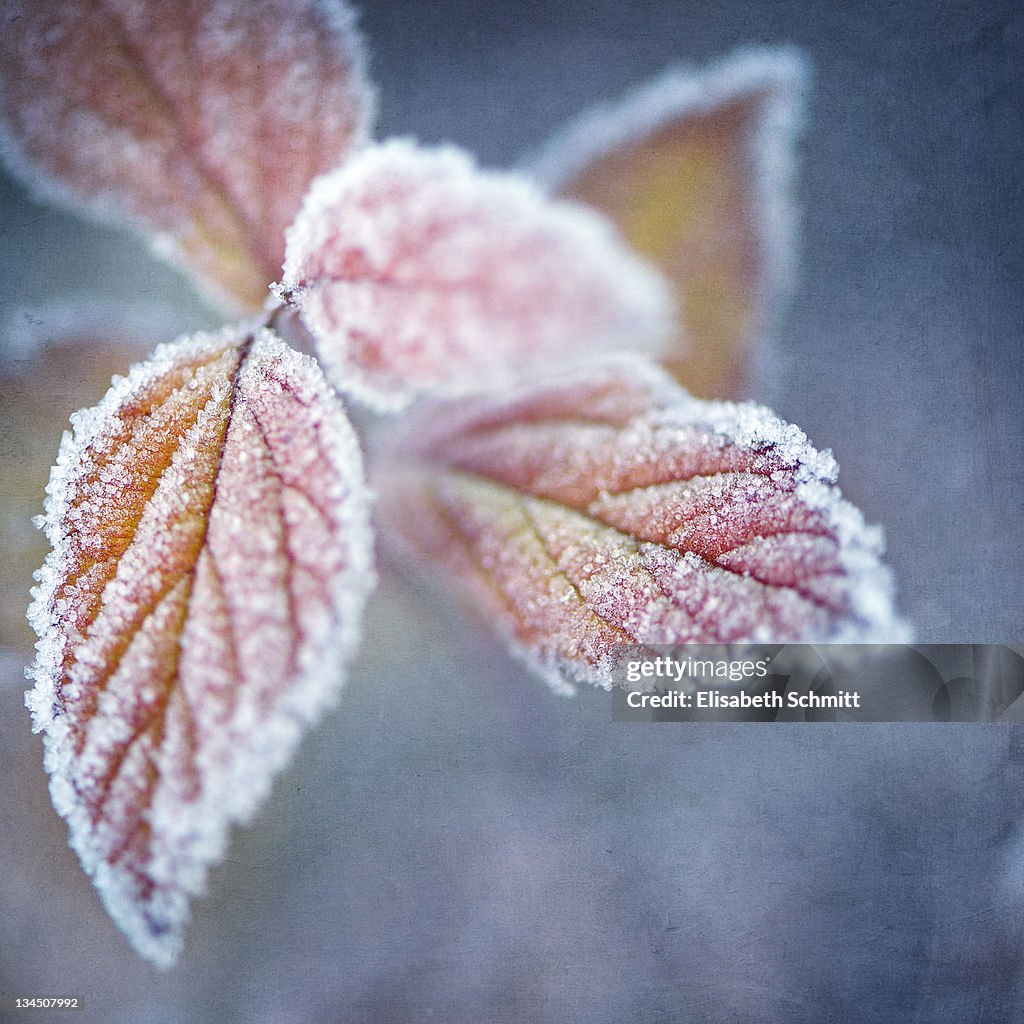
[
  {"left": 26, "top": 326, "right": 374, "bottom": 966},
  {"left": 530, "top": 49, "right": 807, "bottom": 398},
  {"left": 0, "top": 0, "right": 374, "bottom": 312},
  {"left": 374, "top": 356, "right": 908, "bottom": 693}
]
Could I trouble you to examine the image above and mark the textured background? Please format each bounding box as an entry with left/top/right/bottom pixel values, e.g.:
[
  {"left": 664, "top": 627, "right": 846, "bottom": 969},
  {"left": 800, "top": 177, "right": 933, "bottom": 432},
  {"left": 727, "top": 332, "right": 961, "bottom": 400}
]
[{"left": 1, "top": 1, "right": 1022, "bottom": 1021}]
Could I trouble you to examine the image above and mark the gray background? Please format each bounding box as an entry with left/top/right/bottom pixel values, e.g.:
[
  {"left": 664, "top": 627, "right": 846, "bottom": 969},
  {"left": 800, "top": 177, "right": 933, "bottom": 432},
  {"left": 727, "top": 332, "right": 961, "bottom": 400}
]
[{"left": 1, "top": 1, "right": 1022, "bottom": 1021}]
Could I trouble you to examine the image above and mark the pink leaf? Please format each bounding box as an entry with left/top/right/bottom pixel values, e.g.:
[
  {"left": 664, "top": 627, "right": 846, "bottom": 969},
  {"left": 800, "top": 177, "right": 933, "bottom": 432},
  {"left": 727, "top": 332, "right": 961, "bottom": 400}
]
[
  {"left": 25, "top": 326, "right": 375, "bottom": 966},
  {"left": 528, "top": 49, "right": 807, "bottom": 399},
  {"left": 0, "top": 0, "right": 374, "bottom": 312},
  {"left": 374, "top": 355, "right": 909, "bottom": 693},
  {"left": 277, "top": 140, "right": 676, "bottom": 411}
]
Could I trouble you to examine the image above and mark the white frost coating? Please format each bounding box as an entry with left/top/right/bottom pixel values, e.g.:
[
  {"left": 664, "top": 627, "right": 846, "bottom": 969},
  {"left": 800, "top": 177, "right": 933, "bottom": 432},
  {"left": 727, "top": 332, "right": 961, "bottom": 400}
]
[
  {"left": 526, "top": 47, "right": 809, "bottom": 369},
  {"left": 278, "top": 139, "right": 676, "bottom": 411},
  {"left": 25, "top": 324, "right": 375, "bottom": 967}
]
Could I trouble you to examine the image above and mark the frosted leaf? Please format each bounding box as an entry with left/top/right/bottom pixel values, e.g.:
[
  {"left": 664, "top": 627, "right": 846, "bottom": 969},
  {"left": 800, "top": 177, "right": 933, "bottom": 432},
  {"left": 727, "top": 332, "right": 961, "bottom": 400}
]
[
  {"left": 0, "top": 0, "right": 375, "bottom": 312},
  {"left": 277, "top": 139, "right": 675, "bottom": 411},
  {"left": 527, "top": 48, "right": 808, "bottom": 398},
  {"left": 25, "top": 326, "right": 375, "bottom": 967},
  {"left": 374, "top": 355, "right": 910, "bottom": 693}
]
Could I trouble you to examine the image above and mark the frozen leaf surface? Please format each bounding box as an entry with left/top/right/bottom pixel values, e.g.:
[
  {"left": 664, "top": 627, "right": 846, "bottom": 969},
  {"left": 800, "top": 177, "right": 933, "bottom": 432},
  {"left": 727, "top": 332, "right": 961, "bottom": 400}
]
[
  {"left": 25, "top": 326, "right": 374, "bottom": 966},
  {"left": 0, "top": 0, "right": 374, "bottom": 311},
  {"left": 375, "top": 356, "right": 908, "bottom": 693},
  {"left": 529, "top": 49, "right": 807, "bottom": 398},
  {"left": 278, "top": 140, "right": 674, "bottom": 410}
]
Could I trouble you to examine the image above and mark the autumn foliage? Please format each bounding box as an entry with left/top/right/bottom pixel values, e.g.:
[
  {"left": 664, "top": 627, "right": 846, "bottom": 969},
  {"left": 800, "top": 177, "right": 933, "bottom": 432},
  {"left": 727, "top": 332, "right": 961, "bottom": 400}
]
[{"left": 0, "top": 0, "right": 907, "bottom": 965}]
